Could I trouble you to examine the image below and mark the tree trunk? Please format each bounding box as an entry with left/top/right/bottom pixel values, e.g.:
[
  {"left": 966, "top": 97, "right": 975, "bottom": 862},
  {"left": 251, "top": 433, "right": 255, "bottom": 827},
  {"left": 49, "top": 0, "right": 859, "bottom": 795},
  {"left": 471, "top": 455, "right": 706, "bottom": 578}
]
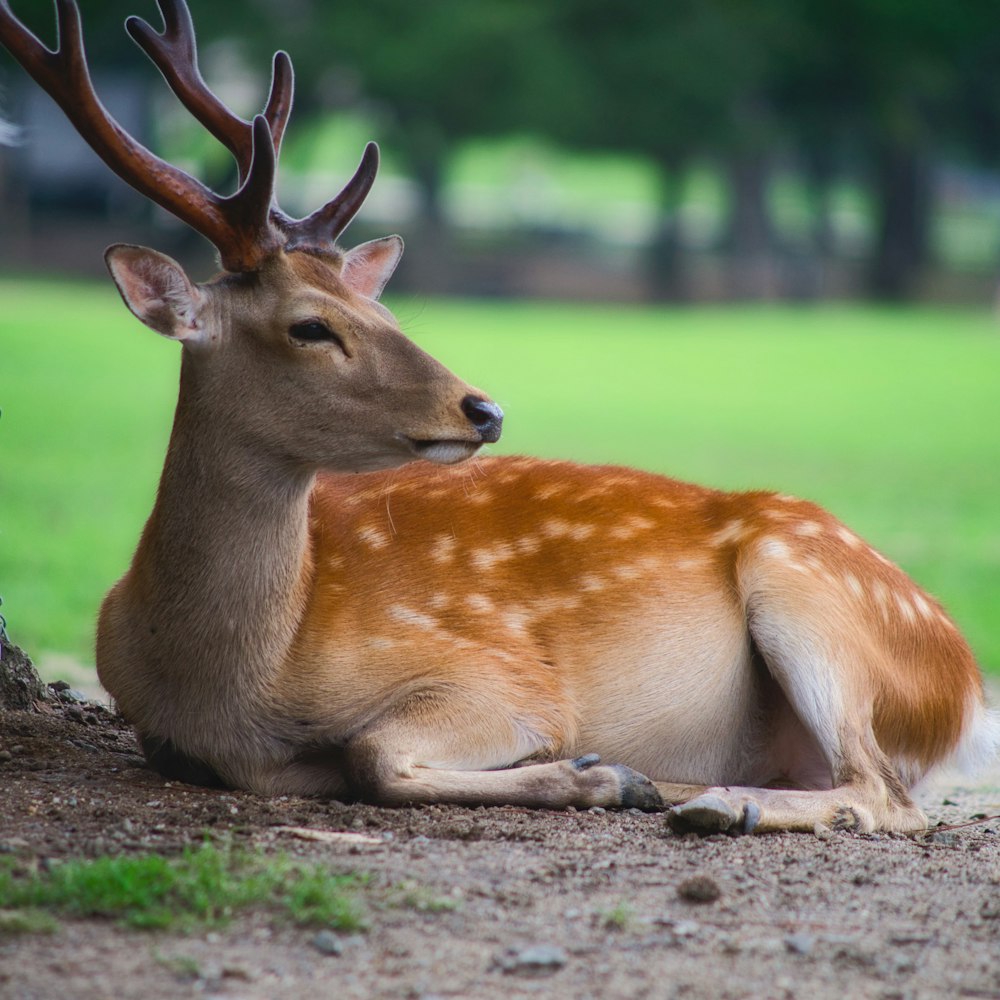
[
  {"left": 645, "top": 158, "right": 685, "bottom": 302},
  {"left": 868, "top": 142, "right": 931, "bottom": 300},
  {"left": 724, "top": 151, "right": 774, "bottom": 299}
]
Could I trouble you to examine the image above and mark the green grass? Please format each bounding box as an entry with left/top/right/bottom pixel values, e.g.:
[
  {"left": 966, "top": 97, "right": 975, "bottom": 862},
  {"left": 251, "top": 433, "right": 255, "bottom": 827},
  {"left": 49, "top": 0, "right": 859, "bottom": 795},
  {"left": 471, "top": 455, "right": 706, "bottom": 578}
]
[
  {"left": 0, "top": 842, "right": 365, "bottom": 932},
  {"left": 2, "top": 277, "right": 999, "bottom": 674}
]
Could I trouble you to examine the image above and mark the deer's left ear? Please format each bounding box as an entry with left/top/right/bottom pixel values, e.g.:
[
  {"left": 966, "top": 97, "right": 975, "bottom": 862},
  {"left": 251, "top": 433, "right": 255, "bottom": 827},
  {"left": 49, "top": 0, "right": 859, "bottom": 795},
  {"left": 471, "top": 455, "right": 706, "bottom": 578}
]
[
  {"left": 105, "top": 244, "right": 206, "bottom": 343},
  {"left": 341, "top": 236, "right": 403, "bottom": 300}
]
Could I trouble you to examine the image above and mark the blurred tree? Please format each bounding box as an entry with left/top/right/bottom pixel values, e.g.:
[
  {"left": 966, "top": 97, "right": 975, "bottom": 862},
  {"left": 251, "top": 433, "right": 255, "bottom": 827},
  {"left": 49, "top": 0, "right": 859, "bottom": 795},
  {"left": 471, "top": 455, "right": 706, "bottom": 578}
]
[
  {"left": 250, "top": 2, "right": 573, "bottom": 247},
  {"left": 770, "top": 0, "right": 1000, "bottom": 299},
  {"left": 545, "top": 0, "right": 811, "bottom": 299}
]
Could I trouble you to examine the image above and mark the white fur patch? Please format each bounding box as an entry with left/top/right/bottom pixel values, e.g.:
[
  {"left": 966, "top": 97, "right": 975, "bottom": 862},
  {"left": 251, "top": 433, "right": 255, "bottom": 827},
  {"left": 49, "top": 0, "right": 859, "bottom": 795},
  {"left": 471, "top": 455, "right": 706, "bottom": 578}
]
[
  {"left": 357, "top": 525, "right": 389, "bottom": 551},
  {"left": 951, "top": 698, "right": 1000, "bottom": 775}
]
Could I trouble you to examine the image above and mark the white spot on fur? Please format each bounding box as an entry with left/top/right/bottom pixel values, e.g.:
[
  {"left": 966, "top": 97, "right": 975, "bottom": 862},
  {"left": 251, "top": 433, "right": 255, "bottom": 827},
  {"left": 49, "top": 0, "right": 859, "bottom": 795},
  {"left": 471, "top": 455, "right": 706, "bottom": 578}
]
[
  {"left": 357, "top": 525, "right": 389, "bottom": 550},
  {"left": 388, "top": 605, "right": 437, "bottom": 630},
  {"left": 542, "top": 518, "right": 576, "bottom": 539},
  {"left": 912, "top": 593, "right": 934, "bottom": 619},
  {"left": 775, "top": 494, "right": 798, "bottom": 504},
  {"left": 650, "top": 497, "right": 675, "bottom": 509},
  {"left": 613, "top": 564, "right": 642, "bottom": 581},
  {"left": 710, "top": 519, "right": 745, "bottom": 546},
  {"left": 759, "top": 537, "right": 792, "bottom": 561},
  {"left": 610, "top": 515, "right": 656, "bottom": 542},
  {"left": 470, "top": 542, "right": 515, "bottom": 572},
  {"left": 534, "top": 483, "right": 567, "bottom": 501},
  {"left": 465, "top": 594, "right": 495, "bottom": 614},
  {"left": 430, "top": 534, "right": 457, "bottom": 564},
  {"left": 515, "top": 535, "right": 542, "bottom": 557},
  {"left": 836, "top": 526, "right": 861, "bottom": 548},
  {"left": 579, "top": 574, "right": 605, "bottom": 592},
  {"left": 428, "top": 593, "right": 451, "bottom": 611},
  {"left": 501, "top": 608, "right": 531, "bottom": 635},
  {"left": 793, "top": 521, "right": 822, "bottom": 537},
  {"left": 843, "top": 573, "right": 864, "bottom": 599},
  {"left": 367, "top": 636, "right": 396, "bottom": 651},
  {"left": 894, "top": 592, "right": 917, "bottom": 623}
]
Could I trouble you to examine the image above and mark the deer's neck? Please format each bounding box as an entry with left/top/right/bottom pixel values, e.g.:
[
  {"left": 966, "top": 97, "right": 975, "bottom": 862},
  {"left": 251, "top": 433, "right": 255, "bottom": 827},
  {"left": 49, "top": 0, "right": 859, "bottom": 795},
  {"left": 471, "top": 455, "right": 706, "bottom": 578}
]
[{"left": 115, "top": 363, "right": 316, "bottom": 709}]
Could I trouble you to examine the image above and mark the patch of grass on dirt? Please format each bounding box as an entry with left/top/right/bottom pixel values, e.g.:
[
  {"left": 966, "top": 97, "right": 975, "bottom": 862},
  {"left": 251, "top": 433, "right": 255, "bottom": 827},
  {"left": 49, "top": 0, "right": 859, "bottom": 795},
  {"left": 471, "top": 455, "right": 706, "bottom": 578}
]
[
  {"left": 0, "top": 842, "right": 366, "bottom": 933},
  {"left": 392, "top": 881, "right": 461, "bottom": 913},
  {"left": 599, "top": 901, "right": 634, "bottom": 930}
]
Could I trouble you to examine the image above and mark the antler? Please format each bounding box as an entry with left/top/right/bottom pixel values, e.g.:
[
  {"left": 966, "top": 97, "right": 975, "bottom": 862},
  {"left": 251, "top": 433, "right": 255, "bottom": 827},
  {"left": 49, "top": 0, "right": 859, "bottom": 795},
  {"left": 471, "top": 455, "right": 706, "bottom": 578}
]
[
  {"left": 0, "top": 0, "right": 379, "bottom": 271},
  {"left": 124, "top": 0, "right": 291, "bottom": 184}
]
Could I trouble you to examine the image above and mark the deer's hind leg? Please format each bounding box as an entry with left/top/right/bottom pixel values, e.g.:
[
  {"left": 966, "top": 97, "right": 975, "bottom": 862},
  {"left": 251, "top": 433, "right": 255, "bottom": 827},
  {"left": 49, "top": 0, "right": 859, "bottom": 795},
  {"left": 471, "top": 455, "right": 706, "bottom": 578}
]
[
  {"left": 343, "top": 682, "right": 663, "bottom": 810},
  {"left": 670, "top": 560, "right": 929, "bottom": 835}
]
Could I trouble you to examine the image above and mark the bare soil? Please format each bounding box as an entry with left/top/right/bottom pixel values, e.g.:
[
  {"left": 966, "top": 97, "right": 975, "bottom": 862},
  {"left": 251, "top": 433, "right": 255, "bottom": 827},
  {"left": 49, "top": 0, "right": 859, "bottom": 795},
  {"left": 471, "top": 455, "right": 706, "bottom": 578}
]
[{"left": 1, "top": 689, "right": 999, "bottom": 1000}]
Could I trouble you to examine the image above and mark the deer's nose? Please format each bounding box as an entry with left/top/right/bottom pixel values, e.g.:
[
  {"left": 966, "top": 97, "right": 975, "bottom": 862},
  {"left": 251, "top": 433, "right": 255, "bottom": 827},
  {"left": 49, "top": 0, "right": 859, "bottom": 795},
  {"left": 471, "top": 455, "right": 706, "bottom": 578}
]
[{"left": 461, "top": 395, "right": 504, "bottom": 444}]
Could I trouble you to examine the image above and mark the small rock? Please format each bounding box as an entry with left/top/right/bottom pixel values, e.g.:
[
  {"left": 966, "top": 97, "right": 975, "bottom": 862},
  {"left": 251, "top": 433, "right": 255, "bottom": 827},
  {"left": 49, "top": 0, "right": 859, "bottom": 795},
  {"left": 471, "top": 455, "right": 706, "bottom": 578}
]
[
  {"left": 589, "top": 806, "right": 606, "bottom": 815},
  {"left": 677, "top": 875, "right": 722, "bottom": 903},
  {"left": 48, "top": 680, "right": 71, "bottom": 693},
  {"left": 350, "top": 816, "right": 366, "bottom": 830},
  {"left": 496, "top": 945, "right": 568, "bottom": 976},
  {"left": 0, "top": 750, "right": 12, "bottom": 763},
  {"left": 785, "top": 933, "right": 815, "bottom": 955},
  {"left": 928, "top": 830, "right": 957, "bottom": 846},
  {"left": 311, "top": 930, "right": 343, "bottom": 956},
  {"left": 10, "top": 746, "right": 24, "bottom": 755},
  {"left": 65, "top": 704, "right": 85, "bottom": 722}
]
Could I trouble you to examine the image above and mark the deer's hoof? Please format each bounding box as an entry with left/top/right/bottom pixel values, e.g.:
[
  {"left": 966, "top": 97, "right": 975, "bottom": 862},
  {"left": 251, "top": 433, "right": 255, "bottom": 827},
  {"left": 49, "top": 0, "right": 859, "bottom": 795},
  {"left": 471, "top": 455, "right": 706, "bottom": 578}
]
[
  {"left": 611, "top": 765, "right": 664, "bottom": 811},
  {"left": 668, "top": 794, "right": 742, "bottom": 834}
]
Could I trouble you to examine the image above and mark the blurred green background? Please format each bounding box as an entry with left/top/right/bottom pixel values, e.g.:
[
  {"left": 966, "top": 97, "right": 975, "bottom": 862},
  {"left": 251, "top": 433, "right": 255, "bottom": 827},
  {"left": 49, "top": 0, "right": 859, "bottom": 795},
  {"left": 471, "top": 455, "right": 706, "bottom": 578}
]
[{"left": 1, "top": 1, "right": 999, "bottom": 687}]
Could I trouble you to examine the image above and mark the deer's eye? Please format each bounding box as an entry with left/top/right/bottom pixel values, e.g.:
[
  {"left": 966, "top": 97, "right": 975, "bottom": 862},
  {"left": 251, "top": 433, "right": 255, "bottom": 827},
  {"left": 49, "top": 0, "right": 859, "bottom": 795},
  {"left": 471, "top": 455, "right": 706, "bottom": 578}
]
[{"left": 290, "top": 321, "right": 348, "bottom": 355}]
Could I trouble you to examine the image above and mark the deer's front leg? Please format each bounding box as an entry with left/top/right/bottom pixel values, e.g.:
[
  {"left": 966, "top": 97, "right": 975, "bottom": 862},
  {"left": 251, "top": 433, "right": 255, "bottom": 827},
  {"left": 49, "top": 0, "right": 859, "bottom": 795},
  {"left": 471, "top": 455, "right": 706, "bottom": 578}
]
[{"left": 342, "top": 690, "right": 663, "bottom": 810}]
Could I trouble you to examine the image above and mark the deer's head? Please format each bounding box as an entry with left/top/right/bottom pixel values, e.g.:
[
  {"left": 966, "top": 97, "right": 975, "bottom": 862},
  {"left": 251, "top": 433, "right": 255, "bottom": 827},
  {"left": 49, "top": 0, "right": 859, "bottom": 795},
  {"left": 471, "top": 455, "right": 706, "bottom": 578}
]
[{"left": 0, "top": 0, "right": 502, "bottom": 472}]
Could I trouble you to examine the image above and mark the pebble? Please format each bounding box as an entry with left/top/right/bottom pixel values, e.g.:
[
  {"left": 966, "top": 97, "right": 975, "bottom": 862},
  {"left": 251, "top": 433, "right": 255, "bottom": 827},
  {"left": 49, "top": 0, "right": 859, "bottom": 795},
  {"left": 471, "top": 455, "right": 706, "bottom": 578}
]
[
  {"left": 785, "top": 933, "right": 815, "bottom": 955},
  {"left": 0, "top": 751, "right": 12, "bottom": 762},
  {"left": 589, "top": 807, "right": 606, "bottom": 815},
  {"left": 928, "top": 830, "right": 958, "bottom": 846},
  {"left": 677, "top": 875, "right": 722, "bottom": 903},
  {"left": 496, "top": 944, "right": 568, "bottom": 976},
  {"left": 311, "top": 930, "right": 344, "bottom": 956}
]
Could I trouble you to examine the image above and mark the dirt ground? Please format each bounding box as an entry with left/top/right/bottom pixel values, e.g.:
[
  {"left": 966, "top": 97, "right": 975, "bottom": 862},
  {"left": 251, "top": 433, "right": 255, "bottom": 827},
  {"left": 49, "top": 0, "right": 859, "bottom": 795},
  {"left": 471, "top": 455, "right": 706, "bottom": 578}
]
[{"left": 1, "top": 685, "right": 999, "bottom": 1000}]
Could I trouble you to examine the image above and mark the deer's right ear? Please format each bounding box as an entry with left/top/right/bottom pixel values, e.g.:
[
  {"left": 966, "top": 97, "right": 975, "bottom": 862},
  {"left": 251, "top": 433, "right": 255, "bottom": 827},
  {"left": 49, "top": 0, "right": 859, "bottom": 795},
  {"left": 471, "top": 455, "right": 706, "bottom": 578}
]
[{"left": 105, "top": 244, "right": 205, "bottom": 342}]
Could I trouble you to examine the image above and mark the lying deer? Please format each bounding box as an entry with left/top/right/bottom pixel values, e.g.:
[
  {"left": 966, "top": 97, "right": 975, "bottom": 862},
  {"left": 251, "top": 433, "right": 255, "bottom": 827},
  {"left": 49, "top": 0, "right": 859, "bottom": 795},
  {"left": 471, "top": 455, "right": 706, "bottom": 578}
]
[{"left": 3, "top": 0, "right": 996, "bottom": 834}]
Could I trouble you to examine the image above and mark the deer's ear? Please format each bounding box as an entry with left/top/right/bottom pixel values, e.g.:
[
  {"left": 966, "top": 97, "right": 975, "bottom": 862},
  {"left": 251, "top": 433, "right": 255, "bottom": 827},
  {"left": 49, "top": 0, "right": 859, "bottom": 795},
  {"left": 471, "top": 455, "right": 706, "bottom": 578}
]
[
  {"left": 105, "top": 244, "right": 205, "bottom": 342},
  {"left": 340, "top": 235, "right": 403, "bottom": 300}
]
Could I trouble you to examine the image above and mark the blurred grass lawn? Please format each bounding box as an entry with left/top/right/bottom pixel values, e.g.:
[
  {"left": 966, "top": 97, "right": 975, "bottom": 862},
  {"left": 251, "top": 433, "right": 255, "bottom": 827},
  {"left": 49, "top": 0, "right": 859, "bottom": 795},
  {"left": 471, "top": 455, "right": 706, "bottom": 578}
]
[{"left": 2, "top": 276, "right": 998, "bottom": 685}]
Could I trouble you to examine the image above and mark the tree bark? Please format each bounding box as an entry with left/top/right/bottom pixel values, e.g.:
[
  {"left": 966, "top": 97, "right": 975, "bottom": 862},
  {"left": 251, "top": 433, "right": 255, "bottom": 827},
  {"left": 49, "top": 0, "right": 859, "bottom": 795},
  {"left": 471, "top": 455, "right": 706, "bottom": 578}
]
[
  {"left": 868, "top": 142, "right": 931, "bottom": 300},
  {"left": 645, "top": 158, "right": 685, "bottom": 302},
  {"left": 724, "top": 151, "right": 774, "bottom": 299}
]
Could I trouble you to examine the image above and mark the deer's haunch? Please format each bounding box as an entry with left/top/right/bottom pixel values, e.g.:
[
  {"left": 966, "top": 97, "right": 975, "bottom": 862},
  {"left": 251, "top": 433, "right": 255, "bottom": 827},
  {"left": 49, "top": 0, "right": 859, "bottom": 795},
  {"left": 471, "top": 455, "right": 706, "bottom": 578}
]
[{"left": 3, "top": 0, "right": 996, "bottom": 832}]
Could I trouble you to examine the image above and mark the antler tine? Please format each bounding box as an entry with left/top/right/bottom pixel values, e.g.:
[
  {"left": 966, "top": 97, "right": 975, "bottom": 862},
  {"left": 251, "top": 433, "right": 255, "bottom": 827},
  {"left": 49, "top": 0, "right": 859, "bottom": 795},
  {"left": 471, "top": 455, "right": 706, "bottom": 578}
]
[
  {"left": 125, "top": 0, "right": 293, "bottom": 183},
  {"left": 218, "top": 114, "right": 277, "bottom": 263},
  {"left": 286, "top": 142, "right": 380, "bottom": 251},
  {"left": 0, "top": 0, "right": 281, "bottom": 271}
]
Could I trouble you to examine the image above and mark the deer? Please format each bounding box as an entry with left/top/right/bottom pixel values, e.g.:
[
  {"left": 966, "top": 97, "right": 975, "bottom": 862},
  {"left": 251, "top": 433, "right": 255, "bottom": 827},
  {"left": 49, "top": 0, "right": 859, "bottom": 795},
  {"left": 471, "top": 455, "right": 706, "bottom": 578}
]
[{"left": 2, "top": 0, "right": 996, "bottom": 836}]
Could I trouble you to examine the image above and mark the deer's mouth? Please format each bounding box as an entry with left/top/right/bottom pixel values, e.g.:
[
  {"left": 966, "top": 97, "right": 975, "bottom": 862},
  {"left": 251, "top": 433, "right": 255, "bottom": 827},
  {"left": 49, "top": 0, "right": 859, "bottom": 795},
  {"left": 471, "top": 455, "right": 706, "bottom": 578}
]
[{"left": 405, "top": 437, "right": 482, "bottom": 465}]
